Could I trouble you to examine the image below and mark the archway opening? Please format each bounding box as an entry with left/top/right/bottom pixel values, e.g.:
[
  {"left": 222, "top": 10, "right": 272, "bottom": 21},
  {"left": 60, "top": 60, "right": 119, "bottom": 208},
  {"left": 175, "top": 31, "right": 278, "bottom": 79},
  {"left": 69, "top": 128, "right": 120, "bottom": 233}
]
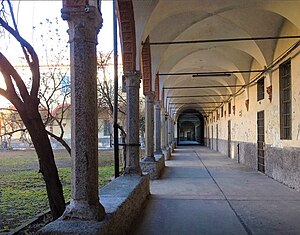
[{"left": 177, "top": 109, "right": 204, "bottom": 146}]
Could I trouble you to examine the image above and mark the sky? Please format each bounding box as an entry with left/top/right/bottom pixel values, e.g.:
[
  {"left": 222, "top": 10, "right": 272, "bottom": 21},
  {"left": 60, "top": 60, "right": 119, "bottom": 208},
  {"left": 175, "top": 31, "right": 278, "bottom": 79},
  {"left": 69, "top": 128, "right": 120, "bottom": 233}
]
[{"left": 0, "top": 1, "right": 116, "bottom": 107}]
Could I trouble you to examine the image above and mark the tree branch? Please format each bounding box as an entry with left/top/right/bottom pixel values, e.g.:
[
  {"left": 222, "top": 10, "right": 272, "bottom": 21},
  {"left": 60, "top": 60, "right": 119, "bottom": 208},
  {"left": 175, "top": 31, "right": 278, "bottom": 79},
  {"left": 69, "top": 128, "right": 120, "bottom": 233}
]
[
  {"left": 0, "top": 128, "right": 26, "bottom": 138},
  {"left": 0, "top": 52, "right": 30, "bottom": 104},
  {"left": 46, "top": 130, "right": 71, "bottom": 155},
  {"left": 0, "top": 16, "right": 40, "bottom": 99}
]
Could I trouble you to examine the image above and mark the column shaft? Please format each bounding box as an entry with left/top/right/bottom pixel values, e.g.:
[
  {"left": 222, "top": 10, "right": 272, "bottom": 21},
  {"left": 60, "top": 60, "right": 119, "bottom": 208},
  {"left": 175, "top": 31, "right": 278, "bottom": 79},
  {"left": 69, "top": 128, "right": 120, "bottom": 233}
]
[
  {"left": 165, "top": 113, "right": 169, "bottom": 149},
  {"left": 161, "top": 109, "right": 166, "bottom": 150},
  {"left": 154, "top": 101, "right": 162, "bottom": 155},
  {"left": 61, "top": 5, "right": 105, "bottom": 221},
  {"left": 124, "top": 71, "right": 142, "bottom": 175},
  {"left": 144, "top": 92, "right": 155, "bottom": 161},
  {"left": 168, "top": 116, "right": 172, "bottom": 147}
]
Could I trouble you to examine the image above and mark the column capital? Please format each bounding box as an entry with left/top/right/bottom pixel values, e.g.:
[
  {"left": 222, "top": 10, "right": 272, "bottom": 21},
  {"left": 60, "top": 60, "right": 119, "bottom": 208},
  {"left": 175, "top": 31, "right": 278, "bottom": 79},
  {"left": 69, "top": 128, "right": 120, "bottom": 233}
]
[
  {"left": 154, "top": 101, "right": 161, "bottom": 109},
  {"left": 125, "top": 71, "right": 141, "bottom": 87},
  {"left": 145, "top": 91, "right": 155, "bottom": 101},
  {"left": 61, "top": 5, "right": 102, "bottom": 43}
]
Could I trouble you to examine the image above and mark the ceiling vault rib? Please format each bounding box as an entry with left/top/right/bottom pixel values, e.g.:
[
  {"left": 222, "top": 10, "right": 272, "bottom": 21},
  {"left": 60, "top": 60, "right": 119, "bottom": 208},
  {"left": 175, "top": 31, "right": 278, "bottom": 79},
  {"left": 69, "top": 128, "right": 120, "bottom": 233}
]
[
  {"left": 170, "top": 102, "right": 223, "bottom": 104},
  {"left": 159, "top": 70, "right": 263, "bottom": 76},
  {"left": 167, "top": 94, "right": 230, "bottom": 98},
  {"left": 148, "top": 35, "right": 300, "bottom": 46},
  {"left": 164, "top": 85, "right": 244, "bottom": 89}
]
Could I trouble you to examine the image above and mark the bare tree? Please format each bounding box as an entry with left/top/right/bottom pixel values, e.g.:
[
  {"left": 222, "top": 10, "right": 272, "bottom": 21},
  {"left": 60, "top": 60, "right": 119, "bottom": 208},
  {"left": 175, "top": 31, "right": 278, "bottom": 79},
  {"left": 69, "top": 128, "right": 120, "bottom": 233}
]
[
  {"left": 97, "top": 51, "right": 126, "bottom": 117},
  {"left": 0, "top": 16, "right": 72, "bottom": 154},
  {"left": 0, "top": 107, "right": 32, "bottom": 148},
  {"left": 0, "top": 0, "right": 65, "bottom": 219}
]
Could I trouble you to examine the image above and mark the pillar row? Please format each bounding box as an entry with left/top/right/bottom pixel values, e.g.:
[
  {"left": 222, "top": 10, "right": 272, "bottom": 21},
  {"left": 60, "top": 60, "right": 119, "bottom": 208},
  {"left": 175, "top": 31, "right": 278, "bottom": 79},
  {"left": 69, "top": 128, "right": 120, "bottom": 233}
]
[
  {"left": 61, "top": 5, "right": 105, "bottom": 221},
  {"left": 124, "top": 71, "right": 142, "bottom": 175}
]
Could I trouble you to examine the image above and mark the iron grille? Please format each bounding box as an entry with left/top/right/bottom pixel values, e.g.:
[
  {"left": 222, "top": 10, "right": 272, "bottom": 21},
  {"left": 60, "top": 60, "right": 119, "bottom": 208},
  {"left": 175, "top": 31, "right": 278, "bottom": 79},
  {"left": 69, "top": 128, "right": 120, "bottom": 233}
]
[
  {"left": 257, "top": 77, "right": 264, "bottom": 101},
  {"left": 279, "top": 60, "right": 292, "bottom": 140}
]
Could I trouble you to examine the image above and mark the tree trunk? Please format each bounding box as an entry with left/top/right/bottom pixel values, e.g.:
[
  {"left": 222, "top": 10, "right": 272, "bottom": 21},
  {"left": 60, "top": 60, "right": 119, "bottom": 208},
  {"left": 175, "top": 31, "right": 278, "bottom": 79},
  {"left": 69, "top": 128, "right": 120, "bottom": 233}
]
[{"left": 18, "top": 105, "right": 66, "bottom": 219}]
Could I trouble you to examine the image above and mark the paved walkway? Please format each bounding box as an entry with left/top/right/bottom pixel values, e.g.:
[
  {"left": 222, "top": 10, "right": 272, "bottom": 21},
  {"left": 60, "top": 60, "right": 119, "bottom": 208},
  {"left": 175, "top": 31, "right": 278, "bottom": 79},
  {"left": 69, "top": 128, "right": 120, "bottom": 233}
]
[{"left": 133, "top": 146, "right": 300, "bottom": 235}]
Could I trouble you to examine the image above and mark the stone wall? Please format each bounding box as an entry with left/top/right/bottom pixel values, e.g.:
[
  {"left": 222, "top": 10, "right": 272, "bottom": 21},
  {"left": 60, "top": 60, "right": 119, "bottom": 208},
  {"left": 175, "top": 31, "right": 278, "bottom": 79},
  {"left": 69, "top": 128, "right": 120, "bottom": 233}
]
[
  {"left": 208, "top": 138, "right": 300, "bottom": 191},
  {"left": 265, "top": 146, "right": 300, "bottom": 191},
  {"left": 140, "top": 155, "right": 165, "bottom": 180}
]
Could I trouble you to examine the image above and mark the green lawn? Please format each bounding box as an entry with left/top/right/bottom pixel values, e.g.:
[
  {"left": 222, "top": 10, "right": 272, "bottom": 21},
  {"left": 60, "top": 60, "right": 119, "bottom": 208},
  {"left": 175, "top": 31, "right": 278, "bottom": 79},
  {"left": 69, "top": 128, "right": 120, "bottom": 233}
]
[{"left": 0, "top": 149, "right": 117, "bottom": 233}]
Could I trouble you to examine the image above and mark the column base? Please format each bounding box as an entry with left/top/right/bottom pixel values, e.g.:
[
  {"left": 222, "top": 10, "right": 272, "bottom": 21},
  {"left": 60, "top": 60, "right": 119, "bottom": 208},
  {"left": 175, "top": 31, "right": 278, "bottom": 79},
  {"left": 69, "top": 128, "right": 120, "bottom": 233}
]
[
  {"left": 154, "top": 152, "right": 164, "bottom": 159},
  {"left": 140, "top": 155, "right": 165, "bottom": 180},
  {"left": 124, "top": 166, "right": 142, "bottom": 176},
  {"left": 142, "top": 155, "right": 156, "bottom": 162},
  {"left": 62, "top": 199, "right": 105, "bottom": 221},
  {"left": 162, "top": 147, "right": 171, "bottom": 160},
  {"left": 171, "top": 141, "right": 176, "bottom": 152},
  {"left": 154, "top": 149, "right": 163, "bottom": 156},
  {"left": 168, "top": 144, "right": 174, "bottom": 153}
]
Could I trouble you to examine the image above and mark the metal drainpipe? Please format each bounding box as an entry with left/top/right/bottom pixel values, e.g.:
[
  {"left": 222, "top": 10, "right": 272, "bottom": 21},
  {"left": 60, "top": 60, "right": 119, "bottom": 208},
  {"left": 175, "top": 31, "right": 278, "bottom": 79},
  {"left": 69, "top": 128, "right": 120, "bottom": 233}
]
[{"left": 113, "top": 0, "right": 119, "bottom": 178}]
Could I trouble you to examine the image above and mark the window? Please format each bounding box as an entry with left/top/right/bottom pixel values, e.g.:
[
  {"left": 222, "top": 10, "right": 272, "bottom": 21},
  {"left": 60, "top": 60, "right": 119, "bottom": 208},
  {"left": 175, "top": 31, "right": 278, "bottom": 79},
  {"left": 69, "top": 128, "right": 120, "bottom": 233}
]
[
  {"left": 221, "top": 106, "right": 224, "bottom": 117},
  {"left": 62, "top": 76, "right": 71, "bottom": 93},
  {"left": 257, "top": 77, "right": 264, "bottom": 101},
  {"left": 228, "top": 101, "right": 231, "bottom": 115},
  {"left": 279, "top": 60, "right": 292, "bottom": 140},
  {"left": 103, "top": 120, "right": 111, "bottom": 136}
]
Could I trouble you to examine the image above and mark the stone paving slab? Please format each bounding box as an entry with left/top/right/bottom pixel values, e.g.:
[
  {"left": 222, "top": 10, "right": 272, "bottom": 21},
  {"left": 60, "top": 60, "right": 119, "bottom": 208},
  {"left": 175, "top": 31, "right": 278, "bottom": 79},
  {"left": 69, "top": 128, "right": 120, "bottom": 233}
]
[
  {"left": 151, "top": 177, "right": 223, "bottom": 197},
  {"left": 162, "top": 166, "right": 209, "bottom": 178},
  {"left": 133, "top": 198, "right": 247, "bottom": 235},
  {"left": 215, "top": 177, "right": 300, "bottom": 199},
  {"left": 230, "top": 200, "right": 300, "bottom": 235},
  {"left": 132, "top": 146, "right": 300, "bottom": 235}
]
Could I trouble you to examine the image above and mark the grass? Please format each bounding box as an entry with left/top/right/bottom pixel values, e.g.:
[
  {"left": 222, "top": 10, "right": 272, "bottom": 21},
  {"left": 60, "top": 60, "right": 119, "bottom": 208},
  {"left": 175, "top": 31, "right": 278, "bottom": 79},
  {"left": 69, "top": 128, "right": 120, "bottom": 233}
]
[{"left": 0, "top": 149, "right": 117, "bottom": 234}]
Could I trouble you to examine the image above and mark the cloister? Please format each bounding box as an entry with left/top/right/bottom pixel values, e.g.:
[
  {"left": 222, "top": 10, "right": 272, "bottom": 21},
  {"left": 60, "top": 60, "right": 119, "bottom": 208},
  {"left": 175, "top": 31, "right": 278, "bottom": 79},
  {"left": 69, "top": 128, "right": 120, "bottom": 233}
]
[{"left": 39, "top": 0, "right": 300, "bottom": 234}]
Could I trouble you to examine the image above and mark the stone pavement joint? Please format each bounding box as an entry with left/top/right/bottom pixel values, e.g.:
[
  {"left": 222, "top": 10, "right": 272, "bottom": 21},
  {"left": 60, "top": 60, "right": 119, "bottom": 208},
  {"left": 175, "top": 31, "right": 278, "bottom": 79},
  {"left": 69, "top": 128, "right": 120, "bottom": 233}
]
[
  {"left": 132, "top": 146, "right": 300, "bottom": 235},
  {"left": 194, "top": 150, "right": 252, "bottom": 235}
]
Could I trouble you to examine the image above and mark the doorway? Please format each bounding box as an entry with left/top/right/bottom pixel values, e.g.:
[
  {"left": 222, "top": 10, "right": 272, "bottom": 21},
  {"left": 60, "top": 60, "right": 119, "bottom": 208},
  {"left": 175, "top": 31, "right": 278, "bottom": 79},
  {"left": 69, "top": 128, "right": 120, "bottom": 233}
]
[
  {"left": 177, "top": 109, "right": 204, "bottom": 145},
  {"left": 216, "top": 124, "right": 219, "bottom": 152},
  {"left": 257, "top": 111, "right": 265, "bottom": 173},
  {"left": 228, "top": 120, "right": 231, "bottom": 158}
]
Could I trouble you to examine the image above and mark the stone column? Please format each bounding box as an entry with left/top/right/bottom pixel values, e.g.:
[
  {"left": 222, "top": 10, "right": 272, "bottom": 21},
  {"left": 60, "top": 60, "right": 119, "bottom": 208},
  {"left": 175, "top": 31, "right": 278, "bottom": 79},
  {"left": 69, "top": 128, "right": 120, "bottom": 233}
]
[
  {"left": 165, "top": 113, "right": 169, "bottom": 149},
  {"left": 154, "top": 101, "right": 163, "bottom": 155},
  {"left": 171, "top": 117, "right": 174, "bottom": 143},
  {"left": 61, "top": 4, "right": 105, "bottom": 221},
  {"left": 124, "top": 71, "right": 142, "bottom": 175},
  {"left": 161, "top": 108, "right": 166, "bottom": 151},
  {"left": 163, "top": 112, "right": 171, "bottom": 159},
  {"left": 144, "top": 92, "right": 155, "bottom": 161},
  {"left": 168, "top": 116, "right": 172, "bottom": 147}
]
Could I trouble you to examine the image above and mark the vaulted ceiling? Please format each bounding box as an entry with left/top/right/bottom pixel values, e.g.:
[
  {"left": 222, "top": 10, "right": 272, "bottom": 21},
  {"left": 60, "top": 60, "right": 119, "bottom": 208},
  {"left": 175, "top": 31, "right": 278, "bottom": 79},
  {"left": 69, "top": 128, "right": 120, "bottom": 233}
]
[{"left": 132, "top": 0, "right": 300, "bottom": 118}]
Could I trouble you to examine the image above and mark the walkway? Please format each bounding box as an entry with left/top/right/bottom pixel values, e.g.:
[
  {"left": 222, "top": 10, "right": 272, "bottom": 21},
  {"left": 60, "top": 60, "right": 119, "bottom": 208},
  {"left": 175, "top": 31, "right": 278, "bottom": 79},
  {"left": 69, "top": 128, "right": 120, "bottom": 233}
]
[{"left": 133, "top": 146, "right": 300, "bottom": 235}]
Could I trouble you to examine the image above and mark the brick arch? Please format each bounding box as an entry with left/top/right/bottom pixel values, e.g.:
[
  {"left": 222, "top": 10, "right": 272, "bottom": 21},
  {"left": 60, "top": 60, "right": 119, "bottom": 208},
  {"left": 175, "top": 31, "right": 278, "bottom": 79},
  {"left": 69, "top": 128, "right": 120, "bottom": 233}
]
[
  {"left": 116, "top": 0, "right": 136, "bottom": 73},
  {"left": 141, "top": 36, "right": 152, "bottom": 95},
  {"left": 154, "top": 74, "right": 160, "bottom": 102}
]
